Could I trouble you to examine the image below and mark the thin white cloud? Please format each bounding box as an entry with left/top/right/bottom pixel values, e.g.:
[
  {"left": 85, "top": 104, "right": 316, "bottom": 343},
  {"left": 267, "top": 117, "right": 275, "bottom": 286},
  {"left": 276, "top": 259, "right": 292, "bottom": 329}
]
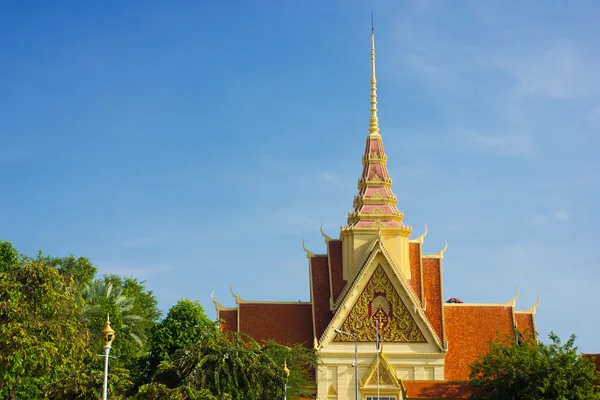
[
  {"left": 529, "top": 209, "right": 571, "bottom": 226},
  {"left": 468, "top": 133, "right": 535, "bottom": 157},
  {"left": 489, "top": 41, "right": 600, "bottom": 100}
]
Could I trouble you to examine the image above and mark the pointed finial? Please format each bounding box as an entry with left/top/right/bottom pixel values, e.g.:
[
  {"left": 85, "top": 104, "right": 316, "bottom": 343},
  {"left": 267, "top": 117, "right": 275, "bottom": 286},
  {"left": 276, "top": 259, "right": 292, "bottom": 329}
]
[{"left": 368, "top": 18, "right": 381, "bottom": 138}]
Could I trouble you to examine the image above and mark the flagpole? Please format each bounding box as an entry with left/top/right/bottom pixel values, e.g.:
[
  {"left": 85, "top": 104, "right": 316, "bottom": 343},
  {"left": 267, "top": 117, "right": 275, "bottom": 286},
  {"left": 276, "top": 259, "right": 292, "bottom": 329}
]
[{"left": 376, "top": 319, "right": 380, "bottom": 400}]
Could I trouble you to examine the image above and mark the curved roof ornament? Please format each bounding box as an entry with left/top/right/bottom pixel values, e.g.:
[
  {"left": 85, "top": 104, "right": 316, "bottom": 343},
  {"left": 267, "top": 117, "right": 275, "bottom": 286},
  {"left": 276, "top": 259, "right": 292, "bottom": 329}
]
[
  {"left": 505, "top": 287, "right": 519, "bottom": 307},
  {"left": 436, "top": 240, "right": 448, "bottom": 259},
  {"left": 302, "top": 239, "right": 316, "bottom": 258},
  {"left": 526, "top": 294, "right": 540, "bottom": 314},
  {"left": 229, "top": 285, "right": 244, "bottom": 305},
  {"left": 413, "top": 224, "right": 428, "bottom": 244},
  {"left": 320, "top": 224, "right": 332, "bottom": 243},
  {"left": 211, "top": 290, "right": 226, "bottom": 312}
]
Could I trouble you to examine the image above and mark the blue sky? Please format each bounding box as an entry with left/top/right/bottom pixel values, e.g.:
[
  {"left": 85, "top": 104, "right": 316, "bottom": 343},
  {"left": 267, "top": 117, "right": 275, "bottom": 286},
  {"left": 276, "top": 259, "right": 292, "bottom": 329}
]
[{"left": 1, "top": 1, "right": 599, "bottom": 352}]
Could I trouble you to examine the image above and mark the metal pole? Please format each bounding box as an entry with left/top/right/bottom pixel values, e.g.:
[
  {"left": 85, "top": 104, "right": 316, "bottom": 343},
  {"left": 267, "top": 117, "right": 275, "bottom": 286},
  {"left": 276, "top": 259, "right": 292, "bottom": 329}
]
[
  {"left": 354, "top": 335, "right": 358, "bottom": 400},
  {"left": 283, "top": 381, "right": 287, "bottom": 400},
  {"left": 102, "top": 345, "right": 111, "bottom": 400}
]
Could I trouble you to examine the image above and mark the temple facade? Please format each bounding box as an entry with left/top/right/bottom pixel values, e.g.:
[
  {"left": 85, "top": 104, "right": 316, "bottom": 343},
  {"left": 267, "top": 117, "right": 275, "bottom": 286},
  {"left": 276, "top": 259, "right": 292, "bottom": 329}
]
[{"left": 212, "top": 32, "right": 539, "bottom": 400}]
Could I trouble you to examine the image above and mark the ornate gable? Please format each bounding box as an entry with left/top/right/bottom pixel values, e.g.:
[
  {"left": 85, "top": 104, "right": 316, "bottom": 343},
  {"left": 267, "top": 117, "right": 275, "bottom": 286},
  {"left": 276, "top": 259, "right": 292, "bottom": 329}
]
[
  {"left": 334, "top": 264, "right": 426, "bottom": 343},
  {"left": 361, "top": 352, "right": 402, "bottom": 388}
]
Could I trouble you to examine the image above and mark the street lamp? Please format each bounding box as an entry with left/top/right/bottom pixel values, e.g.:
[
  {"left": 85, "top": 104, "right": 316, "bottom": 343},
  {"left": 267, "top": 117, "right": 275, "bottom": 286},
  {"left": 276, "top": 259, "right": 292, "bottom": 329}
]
[
  {"left": 100, "top": 314, "right": 116, "bottom": 400},
  {"left": 283, "top": 359, "right": 290, "bottom": 400},
  {"left": 335, "top": 329, "right": 358, "bottom": 400}
]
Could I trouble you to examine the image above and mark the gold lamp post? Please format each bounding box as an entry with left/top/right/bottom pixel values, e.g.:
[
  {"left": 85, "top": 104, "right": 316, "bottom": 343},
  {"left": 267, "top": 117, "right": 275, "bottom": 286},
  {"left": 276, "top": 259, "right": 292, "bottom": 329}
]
[
  {"left": 100, "top": 315, "right": 116, "bottom": 400},
  {"left": 283, "top": 360, "right": 290, "bottom": 400}
]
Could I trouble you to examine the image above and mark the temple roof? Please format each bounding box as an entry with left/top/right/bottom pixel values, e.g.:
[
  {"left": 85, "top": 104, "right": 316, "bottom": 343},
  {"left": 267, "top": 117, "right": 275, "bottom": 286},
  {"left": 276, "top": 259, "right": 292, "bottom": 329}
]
[{"left": 345, "top": 33, "right": 410, "bottom": 234}]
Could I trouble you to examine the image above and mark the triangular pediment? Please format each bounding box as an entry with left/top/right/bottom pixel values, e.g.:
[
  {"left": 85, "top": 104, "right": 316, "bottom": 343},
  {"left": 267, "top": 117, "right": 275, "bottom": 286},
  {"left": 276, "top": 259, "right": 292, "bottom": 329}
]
[
  {"left": 334, "top": 264, "right": 426, "bottom": 343},
  {"left": 318, "top": 239, "right": 445, "bottom": 351},
  {"left": 361, "top": 352, "right": 401, "bottom": 387}
]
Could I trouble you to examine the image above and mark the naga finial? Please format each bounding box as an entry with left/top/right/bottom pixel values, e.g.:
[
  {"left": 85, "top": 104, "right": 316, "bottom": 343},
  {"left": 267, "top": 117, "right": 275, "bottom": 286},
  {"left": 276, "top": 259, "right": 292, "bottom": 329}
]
[
  {"left": 437, "top": 240, "right": 448, "bottom": 259},
  {"left": 211, "top": 290, "right": 226, "bottom": 312},
  {"left": 506, "top": 287, "right": 519, "bottom": 307},
  {"left": 526, "top": 294, "right": 540, "bottom": 314},
  {"left": 320, "top": 224, "right": 332, "bottom": 243},
  {"left": 302, "top": 239, "right": 315, "bottom": 258},
  {"left": 413, "top": 224, "right": 428, "bottom": 244},
  {"left": 229, "top": 285, "right": 244, "bottom": 305}
]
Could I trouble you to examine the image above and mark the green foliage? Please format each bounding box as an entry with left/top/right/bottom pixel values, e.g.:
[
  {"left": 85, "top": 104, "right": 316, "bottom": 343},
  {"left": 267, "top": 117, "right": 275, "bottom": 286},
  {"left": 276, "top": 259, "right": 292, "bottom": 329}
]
[
  {"left": 0, "top": 260, "right": 90, "bottom": 398},
  {"left": 152, "top": 328, "right": 318, "bottom": 400},
  {"left": 80, "top": 275, "right": 161, "bottom": 394},
  {"left": 469, "top": 331, "right": 600, "bottom": 400},
  {"left": 0, "top": 241, "right": 18, "bottom": 273},
  {"left": 147, "top": 299, "right": 213, "bottom": 383}
]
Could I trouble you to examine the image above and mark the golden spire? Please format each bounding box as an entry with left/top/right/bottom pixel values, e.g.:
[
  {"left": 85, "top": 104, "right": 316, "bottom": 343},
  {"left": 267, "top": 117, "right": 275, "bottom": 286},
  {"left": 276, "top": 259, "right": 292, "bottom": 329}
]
[{"left": 368, "top": 25, "right": 380, "bottom": 138}]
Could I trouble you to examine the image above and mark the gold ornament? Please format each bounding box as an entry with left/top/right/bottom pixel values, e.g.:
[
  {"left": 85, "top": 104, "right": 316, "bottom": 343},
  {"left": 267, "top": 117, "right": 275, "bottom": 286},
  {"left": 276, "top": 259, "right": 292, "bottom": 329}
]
[{"left": 334, "top": 265, "right": 426, "bottom": 343}]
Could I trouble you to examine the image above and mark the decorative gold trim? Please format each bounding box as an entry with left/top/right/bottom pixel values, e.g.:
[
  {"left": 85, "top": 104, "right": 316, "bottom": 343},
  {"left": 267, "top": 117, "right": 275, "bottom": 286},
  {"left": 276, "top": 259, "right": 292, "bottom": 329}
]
[
  {"left": 320, "top": 224, "right": 333, "bottom": 243},
  {"left": 322, "top": 238, "right": 446, "bottom": 351},
  {"left": 302, "top": 239, "right": 316, "bottom": 258},
  {"left": 525, "top": 294, "right": 540, "bottom": 314},
  {"left": 360, "top": 352, "right": 401, "bottom": 387},
  {"left": 211, "top": 290, "right": 226, "bottom": 312},
  {"left": 422, "top": 240, "right": 448, "bottom": 259},
  {"left": 230, "top": 285, "right": 244, "bottom": 305},
  {"left": 357, "top": 177, "right": 393, "bottom": 189},
  {"left": 505, "top": 287, "right": 519, "bottom": 307},
  {"left": 409, "top": 224, "right": 428, "bottom": 244},
  {"left": 327, "top": 384, "right": 337, "bottom": 396},
  {"left": 333, "top": 265, "right": 427, "bottom": 343},
  {"left": 362, "top": 153, "right": 388, "bottom": 165}
]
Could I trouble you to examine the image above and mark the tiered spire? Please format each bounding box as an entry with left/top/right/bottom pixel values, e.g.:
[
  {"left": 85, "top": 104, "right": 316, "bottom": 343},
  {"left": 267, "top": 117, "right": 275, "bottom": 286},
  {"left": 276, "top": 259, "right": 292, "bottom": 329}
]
[{"left": 346, "top": 31, "right": 410, "bottom": 233}]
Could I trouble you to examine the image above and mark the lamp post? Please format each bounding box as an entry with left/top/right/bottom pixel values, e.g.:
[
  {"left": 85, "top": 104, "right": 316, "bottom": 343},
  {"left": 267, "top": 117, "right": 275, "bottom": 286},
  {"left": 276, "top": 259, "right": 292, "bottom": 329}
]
[
  {"left": 334, "top": 329, "right": 358, "bottom": 400},
  {"left": 283, "top": 359, "right": 290, "bottom": 400},
  {"left": 100, "top": 314, "right": 116, "bottom": 400}
]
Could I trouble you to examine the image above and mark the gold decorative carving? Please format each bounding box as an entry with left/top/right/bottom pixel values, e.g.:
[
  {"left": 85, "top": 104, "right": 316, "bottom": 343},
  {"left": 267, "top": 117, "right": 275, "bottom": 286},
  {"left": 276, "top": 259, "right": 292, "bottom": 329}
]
[
  {"left": 361, "top": 353, "right": 401, "bottom": 387},
  {"left": 371, "top": 191, "right": 382, "bottom": 199},
  {"left": 334, "top": 265, "right": 426, "bottom": 343},
  {"left": 369, "top": 221, "right": 384, "bottom": 229},
  {"left": 370, "top": 207, "right": 384, "bottom": 215},
  {"left": 327, "top": 384, "right": 337, "bottom": 396}
]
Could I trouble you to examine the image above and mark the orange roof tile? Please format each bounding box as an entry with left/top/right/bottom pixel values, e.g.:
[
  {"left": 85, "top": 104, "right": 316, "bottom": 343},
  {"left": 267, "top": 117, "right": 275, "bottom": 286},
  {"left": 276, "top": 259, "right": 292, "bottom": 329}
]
[
  {"left": 422, "top": 257, "right": 444, "bottom": 344},
  {"left": 403, "top": 380, "right": 473, "bottom": 399},
  {"left": 328, "top": 240, "right": 346, "bottom": 304},
  {"left": 218, "top": 309, "right": 238, "bottom": 332},
  {"left": 310, "top": 255, "right": 333, "bottom": 340},
  {"left": 408, "top": 242, "right": 423, "bottom": 302},
  {"left": 444, "top": 304, "right": 514, "bottom": 380},
  {"left": 238, "top": 303, "right": 313, "bottom": 347},
  {"left": 515, "top": 312, "right": 535, "bottom": 340}
]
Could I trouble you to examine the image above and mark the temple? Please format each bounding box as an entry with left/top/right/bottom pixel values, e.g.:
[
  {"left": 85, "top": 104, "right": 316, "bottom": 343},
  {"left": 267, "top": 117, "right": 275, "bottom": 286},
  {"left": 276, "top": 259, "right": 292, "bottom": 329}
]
[{"left": 212, "top": 31, "right": 539, "bottom": 400}]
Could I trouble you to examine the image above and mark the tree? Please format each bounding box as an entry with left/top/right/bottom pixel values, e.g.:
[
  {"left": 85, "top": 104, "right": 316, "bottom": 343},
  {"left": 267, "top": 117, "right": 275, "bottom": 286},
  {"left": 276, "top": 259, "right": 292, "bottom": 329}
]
[
  {"left": 146, "top": 299, "right": 213, "bottom": 384},
  {"left": 469, "top": 331, "right": 600, "bottom": 400},
  {"left": 0, "top": 259, "right": 90, "bottom": 400},
  {"left": 151, "top": 329, "right": 318, "bottom": 400}
]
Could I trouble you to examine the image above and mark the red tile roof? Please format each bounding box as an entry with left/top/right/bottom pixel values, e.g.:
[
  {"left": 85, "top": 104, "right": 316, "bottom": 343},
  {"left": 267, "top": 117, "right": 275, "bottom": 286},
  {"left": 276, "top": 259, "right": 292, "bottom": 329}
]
[
  {"left": 515, "top": 312, "right": 535, "bottom": 339},
  {"left": 422, "top": 257, "right": 444, "bottom": 344},
  {"left": 583, "top": 353, "right": 600, "bottom": 372},
  {"left": 444, "top": 304, "right": 514, "bottom": 380},
  {"left": 408, "top": 242, "right": 423, "bottom": 302},
  {"left": 403, "top": 380, "right": 473, "bottom": 399},
  {"left": 238, "top": 303, "right": 313, "bottom": 347},
  {"left": 310, "top": 255, "right": 333, "bottom": 340},
  {"left": 328, "top": 240, "right": 346, "bottom": 304},
  {"left": 218, "top": 309, "right": 238, "bottom": 332}
]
